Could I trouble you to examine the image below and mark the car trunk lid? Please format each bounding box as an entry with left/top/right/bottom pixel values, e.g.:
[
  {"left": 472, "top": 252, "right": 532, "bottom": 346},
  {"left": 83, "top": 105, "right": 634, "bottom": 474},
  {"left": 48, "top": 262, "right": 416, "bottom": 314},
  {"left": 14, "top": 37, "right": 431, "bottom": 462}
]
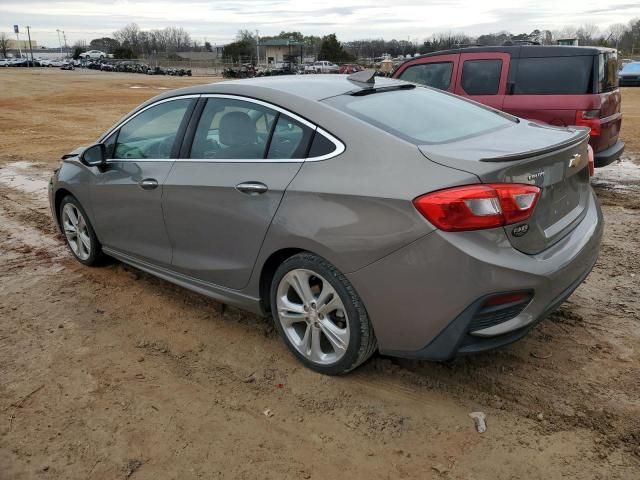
[{"left": 419, "top": 122, "right": 591, "bottom": 254}]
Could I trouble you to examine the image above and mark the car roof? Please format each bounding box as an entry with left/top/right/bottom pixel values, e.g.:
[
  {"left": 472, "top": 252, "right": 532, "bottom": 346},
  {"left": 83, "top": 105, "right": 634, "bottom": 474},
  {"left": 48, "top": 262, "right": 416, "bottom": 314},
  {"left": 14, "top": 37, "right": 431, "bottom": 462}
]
[
  {"left": 152, "top": 74, "right": 408, "bottom": 103},
  {"left": 402, "top": 44, "right": 615, "bottom": 63}
]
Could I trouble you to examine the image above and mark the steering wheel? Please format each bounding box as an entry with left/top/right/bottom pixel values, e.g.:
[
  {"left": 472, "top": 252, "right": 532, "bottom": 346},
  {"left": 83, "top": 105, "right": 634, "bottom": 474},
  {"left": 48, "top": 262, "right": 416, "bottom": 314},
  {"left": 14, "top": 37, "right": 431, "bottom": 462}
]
[{"left": 144, "top": 135, "right": 175, "bottom": 159}]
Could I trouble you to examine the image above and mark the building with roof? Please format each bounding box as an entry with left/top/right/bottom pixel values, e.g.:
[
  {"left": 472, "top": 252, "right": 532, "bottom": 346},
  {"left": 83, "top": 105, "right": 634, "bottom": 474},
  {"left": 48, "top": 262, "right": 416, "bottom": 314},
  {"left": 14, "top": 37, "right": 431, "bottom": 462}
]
[{"left": 258, "top": 38, "right": 304, "bottom": 65}]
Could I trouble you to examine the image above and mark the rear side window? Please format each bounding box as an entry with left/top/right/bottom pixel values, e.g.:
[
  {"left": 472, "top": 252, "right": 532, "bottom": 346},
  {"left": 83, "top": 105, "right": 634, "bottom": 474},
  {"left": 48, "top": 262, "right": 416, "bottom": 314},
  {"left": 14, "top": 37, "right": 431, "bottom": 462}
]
[
  {"left": 599, "top": 52, "right": 618, "bottom": 93},
  {"left": 513, "top": 56, "right": 594, "bottom": 94},
  {"left": 308, "top": 132, "right": 337, "bottom": 158},
  {"left": 398, "top": 62, "right": 453, "bottom": 90},
  {"left": 326, "top": 87, "right": 513, "bottom": 144},
  {"left": 461, "top": 60, "right": 502, "bottom": 95},
  {"left": 267, "top": 115, "right": 313, "bottom": 159}
]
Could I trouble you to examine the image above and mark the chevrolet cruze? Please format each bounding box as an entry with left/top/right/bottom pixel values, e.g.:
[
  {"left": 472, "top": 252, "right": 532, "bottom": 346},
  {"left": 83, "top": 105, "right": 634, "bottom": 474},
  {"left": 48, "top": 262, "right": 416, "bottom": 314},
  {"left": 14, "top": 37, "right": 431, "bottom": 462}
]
[{"left": 49, "top": 73, "right": 603, "bottom": 375}]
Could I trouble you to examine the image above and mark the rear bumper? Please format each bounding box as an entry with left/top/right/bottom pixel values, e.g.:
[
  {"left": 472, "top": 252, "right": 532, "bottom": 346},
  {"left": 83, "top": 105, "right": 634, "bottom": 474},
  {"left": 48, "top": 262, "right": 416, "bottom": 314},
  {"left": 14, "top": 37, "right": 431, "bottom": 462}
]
[
  {"left": 594, "top": 140, "right": 624, "bottom": 168},
  {"left": 347, "top": 189, "right": 603, "bottom": 360}
]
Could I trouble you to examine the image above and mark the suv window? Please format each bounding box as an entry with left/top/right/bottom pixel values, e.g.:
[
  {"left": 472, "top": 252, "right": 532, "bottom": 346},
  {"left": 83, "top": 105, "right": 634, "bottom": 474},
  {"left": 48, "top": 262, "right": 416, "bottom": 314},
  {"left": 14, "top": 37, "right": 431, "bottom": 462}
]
[
  {"left": 113, "top": 98, "right": 192, "bottom": 159},
  {"left": 267, "top": 115, "right": 313, "bottom": 159},
  {"left": 514, "top": 56, "right": 594, "bottom": 94},
  {"left": 599, "top": 52, "right": 618, "bottom": 93},
  {"left": 461, "top": 59, "right": 502, "bottom": 95},
  {"left": 191, "top": 98, "right": 277, "bottom": 159},
  {"left": 398, "top": 62, "right": 453, "bottom": 90},
  {"left": 326, "top": 87, "right": 513, "bottom": 144}
]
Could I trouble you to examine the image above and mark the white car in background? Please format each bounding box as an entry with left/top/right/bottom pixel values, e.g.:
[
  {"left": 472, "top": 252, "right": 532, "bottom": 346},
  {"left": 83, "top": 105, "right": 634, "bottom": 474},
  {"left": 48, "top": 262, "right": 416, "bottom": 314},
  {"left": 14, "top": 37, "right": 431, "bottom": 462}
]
[
  {"left": 79, "top": 50, "right": 107, "bottom": 60},
  {"left": 0, "top": 58, "right": 9, "bottom": 67},
  {"left": 312, "top": 61, "right": 339, "bottom": 73}
]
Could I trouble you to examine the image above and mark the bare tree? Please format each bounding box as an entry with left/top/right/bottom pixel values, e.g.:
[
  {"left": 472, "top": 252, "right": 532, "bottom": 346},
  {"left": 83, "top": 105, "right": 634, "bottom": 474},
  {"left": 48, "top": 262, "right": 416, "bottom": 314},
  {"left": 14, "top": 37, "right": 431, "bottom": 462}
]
[
  {"left": 606, "top": 23, "right": 628, "bottom": 49},
  {"left": 0, "top": 33, "right": 9, "bottom": 58}
]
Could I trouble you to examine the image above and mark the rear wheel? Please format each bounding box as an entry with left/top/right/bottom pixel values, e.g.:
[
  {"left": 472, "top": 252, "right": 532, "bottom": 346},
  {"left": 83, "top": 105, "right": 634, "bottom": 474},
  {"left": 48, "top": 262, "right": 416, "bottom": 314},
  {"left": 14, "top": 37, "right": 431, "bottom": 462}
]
[
  {"left": 59, "top": 196, "right": 104, "bottom": 266},
  {"left": 271, "top": 253, "right": 377, "bottom": 375}
]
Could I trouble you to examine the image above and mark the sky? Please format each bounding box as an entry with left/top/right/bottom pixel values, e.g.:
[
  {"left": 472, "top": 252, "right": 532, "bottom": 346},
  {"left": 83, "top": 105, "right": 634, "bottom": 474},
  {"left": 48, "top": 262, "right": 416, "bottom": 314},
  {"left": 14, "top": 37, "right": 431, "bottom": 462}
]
[{"left": 1, "top": 0, "right": 639, "bottom": 48}]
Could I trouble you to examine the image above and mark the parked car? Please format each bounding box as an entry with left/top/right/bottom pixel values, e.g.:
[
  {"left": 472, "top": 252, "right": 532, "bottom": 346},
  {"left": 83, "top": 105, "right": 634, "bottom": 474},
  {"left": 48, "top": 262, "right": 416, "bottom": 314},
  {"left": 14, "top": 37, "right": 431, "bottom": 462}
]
[
  {"left": 49, "top": 75, "right": 602, "bottom": 375},
  {"left": 392, "top": 46, "right": 623, "bottom": 168},
  {"left": 312, "top": 60, "right": 339, "bottom": 73},
  {"left": 79, "top": 50, "right": 107, "bottom": 60},
  {"left": 0, "top": 58, "right": 9, "bottom": 67},
  {"left": 618, "top": 62, "right": 640, "bottom": 87},
  {"left": 60, "top": 62, "right": 74, "bottom": 71}
]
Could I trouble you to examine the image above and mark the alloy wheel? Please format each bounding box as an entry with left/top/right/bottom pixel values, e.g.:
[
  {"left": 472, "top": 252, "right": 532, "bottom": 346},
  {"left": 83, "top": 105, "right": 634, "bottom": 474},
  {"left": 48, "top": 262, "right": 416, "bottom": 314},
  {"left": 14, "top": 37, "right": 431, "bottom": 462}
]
[
  {"left": 62, "top": 203, "right": 91, "bottom": 261},
  {"left": 276, "top": 268, "right": 350, "bottom": 365}
]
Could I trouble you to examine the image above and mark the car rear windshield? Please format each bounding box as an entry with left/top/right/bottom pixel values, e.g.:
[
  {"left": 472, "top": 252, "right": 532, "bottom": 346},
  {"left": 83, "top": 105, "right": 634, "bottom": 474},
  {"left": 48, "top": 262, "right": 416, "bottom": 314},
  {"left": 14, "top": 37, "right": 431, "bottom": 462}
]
[
  {"left": 325, "top": 87, "right": 513, "bottom": 144},
  {"left": 621, "top": 62, "right": 640, "bottom": 73},
  {"left": 513, "top": 56, "right": 594, "bottom": 95}
]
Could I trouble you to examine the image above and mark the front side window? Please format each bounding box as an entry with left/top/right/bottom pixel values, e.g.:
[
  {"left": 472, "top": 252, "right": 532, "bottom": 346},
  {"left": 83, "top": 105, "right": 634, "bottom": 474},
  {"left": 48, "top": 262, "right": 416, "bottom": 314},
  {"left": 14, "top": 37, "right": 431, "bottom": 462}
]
[
  {"left": 398, "top": 62, "right": 453, "bottom": 91},
  {"left": 325, "top": 87, "right": 513, "bottom": 144},
  {"left": 461, "top": 59, "right": 502, "bottom": 95},
  {"left": 514, "top": 56, "right": 594, "bottom": 95},
  {"left": 190, "top": 98, "right": 276, "bottom": 159},
  {"left": 113, "top": 99, "right": 191, "bottom": 159}
]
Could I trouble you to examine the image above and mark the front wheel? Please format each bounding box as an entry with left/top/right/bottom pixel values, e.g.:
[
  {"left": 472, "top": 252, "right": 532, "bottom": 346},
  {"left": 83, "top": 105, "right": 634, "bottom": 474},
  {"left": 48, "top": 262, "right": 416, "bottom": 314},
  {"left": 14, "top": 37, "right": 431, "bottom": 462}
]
[
  {"left": 271, "top": 253, "right": 377, "bottom": 375},
  {"left": 59, "top": 196, "right": 104, "bottom": 266}
]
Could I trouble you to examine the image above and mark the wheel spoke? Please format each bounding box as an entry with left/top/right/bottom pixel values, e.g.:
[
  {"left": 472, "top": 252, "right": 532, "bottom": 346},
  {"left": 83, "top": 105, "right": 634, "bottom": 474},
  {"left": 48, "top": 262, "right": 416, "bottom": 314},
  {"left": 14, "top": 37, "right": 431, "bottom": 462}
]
[
  {"left": 316, "top": 282, "right": 336, "bottom": 311},
  {"left": 289, "top": 270, "right": 315, "bottom": 305},
  {"left": 317, "top": 296, "right": 340, "bottom": 316},
  {"left": 319, "top": 318, "right": 348, "bottom": 353},
  {"left": 278, "top": 309, "right": 306, "bottom": 327},
  {"left": 66, "top": 207, "right": 79, "bottom": 227},
  {"left": 78, "top": 231, "right": 91, "bottom": 250},
  {"left": 63, "top": 221, "right": 76, "bottom": 234},
  {"left": 310, "top": 327, "right": 324, "bottom": 361},
  {"left": 298, "top": 324, "right": 312, "bottom": 355}
]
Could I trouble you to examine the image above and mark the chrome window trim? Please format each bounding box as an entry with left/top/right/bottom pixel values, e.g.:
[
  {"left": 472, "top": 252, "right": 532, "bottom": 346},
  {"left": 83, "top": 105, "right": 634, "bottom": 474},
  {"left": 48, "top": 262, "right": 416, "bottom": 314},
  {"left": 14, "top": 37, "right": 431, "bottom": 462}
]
[
  {"left": 98, "top": 94, "right": 201, "bottom": 143},
  {"left": 100, "top": 93, "right": 345, "bottom": 163}
]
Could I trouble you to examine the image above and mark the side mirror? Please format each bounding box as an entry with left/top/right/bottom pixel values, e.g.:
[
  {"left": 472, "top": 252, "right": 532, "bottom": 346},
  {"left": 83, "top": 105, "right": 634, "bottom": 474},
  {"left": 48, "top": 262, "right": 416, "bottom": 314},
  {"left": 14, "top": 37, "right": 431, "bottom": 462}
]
[{"left": 80, "top": 143, "right": 106, "bottom": 167}]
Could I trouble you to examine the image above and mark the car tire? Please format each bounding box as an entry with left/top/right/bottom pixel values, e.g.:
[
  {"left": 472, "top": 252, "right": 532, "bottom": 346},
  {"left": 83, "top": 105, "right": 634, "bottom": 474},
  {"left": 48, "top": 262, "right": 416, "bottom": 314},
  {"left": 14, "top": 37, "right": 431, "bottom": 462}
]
[
  {"left": 270, "top": 252, "right": 377, "bottom": 375},
  {"left": 59, "top": 195, "right": 104, "bottom": 266}
]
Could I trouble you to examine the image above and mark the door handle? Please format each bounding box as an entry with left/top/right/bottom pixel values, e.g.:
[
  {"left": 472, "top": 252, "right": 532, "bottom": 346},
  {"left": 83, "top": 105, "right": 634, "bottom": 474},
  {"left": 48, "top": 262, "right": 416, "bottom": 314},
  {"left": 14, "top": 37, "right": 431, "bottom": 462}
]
[
  {"left": 139, "top": 178, "right": 159, "bottom": 190},
  {"left": 235, "top": 182, "right": 268, "bottom": 195}
]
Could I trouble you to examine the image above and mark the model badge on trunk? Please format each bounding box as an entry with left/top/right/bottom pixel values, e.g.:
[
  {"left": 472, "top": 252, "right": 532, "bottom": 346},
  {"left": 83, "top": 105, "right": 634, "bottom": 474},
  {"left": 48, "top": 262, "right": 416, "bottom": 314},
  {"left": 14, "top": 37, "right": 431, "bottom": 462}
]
[
  {"left": 527, "top": 171, "right": 544, "bottom": 182},
  {"left": 512, "top": 224, "right": 529, "bottom": 237},
  {"left": 568, "top": 153, "right": 582, "bottom": 168}
]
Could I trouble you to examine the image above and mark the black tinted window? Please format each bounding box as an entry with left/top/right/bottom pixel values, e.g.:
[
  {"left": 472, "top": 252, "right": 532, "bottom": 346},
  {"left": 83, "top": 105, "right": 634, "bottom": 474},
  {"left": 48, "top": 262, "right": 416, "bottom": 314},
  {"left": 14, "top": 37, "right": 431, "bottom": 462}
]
[
  {"left": 599, "top": 52, "right": 618, "bottom": 93},
  {"left": 103, "top": 131, "right": 117, "bottom": 159},
  {"left": 308, "top": 132, "right": 337, "bottom": 158},
  {"left": 514, "top": 56, "right": 594, "bottom": 94},
  {"left": 191, "top": 98, "right": 276, "bottom": 159},
  {"left": 461, "top": 59, "right": 502, "bottom": 95},
  {"left": 398, "top": 62, "right": 453, "bottom": 90},
  {"left": 267, "top": 115, "right": 313, "bottom": 159}
]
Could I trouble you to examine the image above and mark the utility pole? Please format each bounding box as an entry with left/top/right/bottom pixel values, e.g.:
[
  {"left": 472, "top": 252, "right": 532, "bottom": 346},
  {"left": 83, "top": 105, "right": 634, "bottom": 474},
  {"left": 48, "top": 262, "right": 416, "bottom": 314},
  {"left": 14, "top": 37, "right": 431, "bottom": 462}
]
[
  {"left": 26, "top": 26, "right": 34, "bottom": 64},
  {"left": 62, "top": 30, "right": 68, "bottom": 58},
  {"left": 57, "top": 29, "right": 63, "bottom": 55},
  {"left": 255, "top": 29, "right": 259, "bottom": 66}
]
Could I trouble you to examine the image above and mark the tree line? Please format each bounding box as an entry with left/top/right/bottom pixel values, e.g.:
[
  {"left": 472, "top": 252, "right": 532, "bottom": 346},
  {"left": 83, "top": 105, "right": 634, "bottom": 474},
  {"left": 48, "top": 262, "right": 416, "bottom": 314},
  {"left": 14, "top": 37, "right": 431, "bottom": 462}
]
[{"left": 60, "top": 19, "right": 640, "bottom": 63}]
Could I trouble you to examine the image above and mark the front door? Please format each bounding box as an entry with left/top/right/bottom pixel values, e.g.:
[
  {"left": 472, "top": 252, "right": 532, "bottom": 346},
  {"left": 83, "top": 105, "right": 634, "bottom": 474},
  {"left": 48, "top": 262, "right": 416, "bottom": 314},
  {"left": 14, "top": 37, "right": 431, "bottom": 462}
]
[
  {"left": 162, "top": 96, "right": 314, "bottom": 290},
  {"left": 90, "top": 97, "right": 195, "bottom": 266}
]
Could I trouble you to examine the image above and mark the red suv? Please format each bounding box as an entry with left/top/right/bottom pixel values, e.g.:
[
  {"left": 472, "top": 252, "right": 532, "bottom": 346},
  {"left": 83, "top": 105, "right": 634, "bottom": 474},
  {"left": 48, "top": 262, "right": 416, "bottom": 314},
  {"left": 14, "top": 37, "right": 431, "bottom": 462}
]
[{"left": 392, "top": 46, "right": 623, "bottom": 167}]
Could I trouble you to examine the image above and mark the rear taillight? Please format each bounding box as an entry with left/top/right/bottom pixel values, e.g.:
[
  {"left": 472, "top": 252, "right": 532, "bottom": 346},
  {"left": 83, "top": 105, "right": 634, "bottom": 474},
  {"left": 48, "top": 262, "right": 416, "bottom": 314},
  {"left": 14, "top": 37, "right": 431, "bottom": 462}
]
[
  {"left": 413, "top": 184, "right": 541, "bottom": 232},
  {"left": 575, "top": 110, "right": 601, "bottom": 136}
]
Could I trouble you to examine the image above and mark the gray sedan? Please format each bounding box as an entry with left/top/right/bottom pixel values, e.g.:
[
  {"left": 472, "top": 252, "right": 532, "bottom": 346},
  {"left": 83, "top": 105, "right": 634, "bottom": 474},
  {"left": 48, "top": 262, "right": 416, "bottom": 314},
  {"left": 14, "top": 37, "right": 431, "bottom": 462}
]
[{"left": 49, "top": 74, "right": 602, "bottom": 374}]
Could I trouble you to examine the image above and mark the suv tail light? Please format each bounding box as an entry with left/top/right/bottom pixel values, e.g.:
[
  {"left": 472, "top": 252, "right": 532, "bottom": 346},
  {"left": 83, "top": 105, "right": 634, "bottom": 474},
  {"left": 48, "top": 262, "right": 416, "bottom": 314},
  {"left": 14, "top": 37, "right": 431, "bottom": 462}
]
[
  {"left": 575, "top": 110, "right": 601, "bottom": 136},
  {"left": 413, "top": 184, "right": 541, "bottom": 232}
]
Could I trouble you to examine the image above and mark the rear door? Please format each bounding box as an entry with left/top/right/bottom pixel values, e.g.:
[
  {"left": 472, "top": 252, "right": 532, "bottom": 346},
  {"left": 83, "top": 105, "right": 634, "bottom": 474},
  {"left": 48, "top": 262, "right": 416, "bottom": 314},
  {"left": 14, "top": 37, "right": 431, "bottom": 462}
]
[
  {"left": 394, "top": 54, "right": 460, "bottom": 93},
  {"left": 454, "top": 52, "right": 510, "bottom": 110},
  {"left": 162, "top": 95, "right": 314, "bottom": 290}
]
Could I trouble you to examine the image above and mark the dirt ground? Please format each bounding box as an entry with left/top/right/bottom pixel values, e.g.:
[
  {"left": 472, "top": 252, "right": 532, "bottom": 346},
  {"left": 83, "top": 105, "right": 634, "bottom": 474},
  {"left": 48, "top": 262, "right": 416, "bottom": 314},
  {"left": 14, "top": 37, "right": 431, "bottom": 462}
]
[{"left": 0, "top": 69, "right": 638, "bottom": 480}]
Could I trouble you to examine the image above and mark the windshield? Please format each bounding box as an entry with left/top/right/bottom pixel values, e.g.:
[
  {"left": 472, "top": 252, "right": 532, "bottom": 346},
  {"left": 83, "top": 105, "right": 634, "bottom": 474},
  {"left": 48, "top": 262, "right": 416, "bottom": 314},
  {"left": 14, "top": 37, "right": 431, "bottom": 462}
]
[
  {"left": 621, "top": 62, "right": 640, "bottom": 73},
  {"left": 325, "top": 86, "right": 514, "bottom": 144}
]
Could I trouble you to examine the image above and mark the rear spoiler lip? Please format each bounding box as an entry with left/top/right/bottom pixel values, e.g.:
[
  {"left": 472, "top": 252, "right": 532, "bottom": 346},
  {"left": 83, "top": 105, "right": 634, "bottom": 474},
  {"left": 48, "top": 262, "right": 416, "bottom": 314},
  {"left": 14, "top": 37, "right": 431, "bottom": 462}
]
[{"left": 479, "top": 130, "right": 590, "bottom": 162}]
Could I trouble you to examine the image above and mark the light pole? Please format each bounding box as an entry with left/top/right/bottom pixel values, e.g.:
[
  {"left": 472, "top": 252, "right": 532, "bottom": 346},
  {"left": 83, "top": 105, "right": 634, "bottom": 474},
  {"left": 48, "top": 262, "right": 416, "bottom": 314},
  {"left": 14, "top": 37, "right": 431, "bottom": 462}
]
[
  {"left": 26, "top": 26, "right": 34, "bottom": 64},
  {"left": 62, "top": 30, "right": 68, "bottom": 58},
  {"left": 57, "top": 29, "right": 63, "bottom": 56},
  {"left": 255, "top": 29, "right": 259, "bottom": 66}
]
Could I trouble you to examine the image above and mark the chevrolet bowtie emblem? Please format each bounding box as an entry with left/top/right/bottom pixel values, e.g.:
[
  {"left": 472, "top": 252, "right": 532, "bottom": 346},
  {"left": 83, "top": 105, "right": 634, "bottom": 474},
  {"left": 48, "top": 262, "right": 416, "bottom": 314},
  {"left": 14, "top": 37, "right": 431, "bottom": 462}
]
[{"left": 568, "top": 153, "right": 582, "bottom": 168}]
